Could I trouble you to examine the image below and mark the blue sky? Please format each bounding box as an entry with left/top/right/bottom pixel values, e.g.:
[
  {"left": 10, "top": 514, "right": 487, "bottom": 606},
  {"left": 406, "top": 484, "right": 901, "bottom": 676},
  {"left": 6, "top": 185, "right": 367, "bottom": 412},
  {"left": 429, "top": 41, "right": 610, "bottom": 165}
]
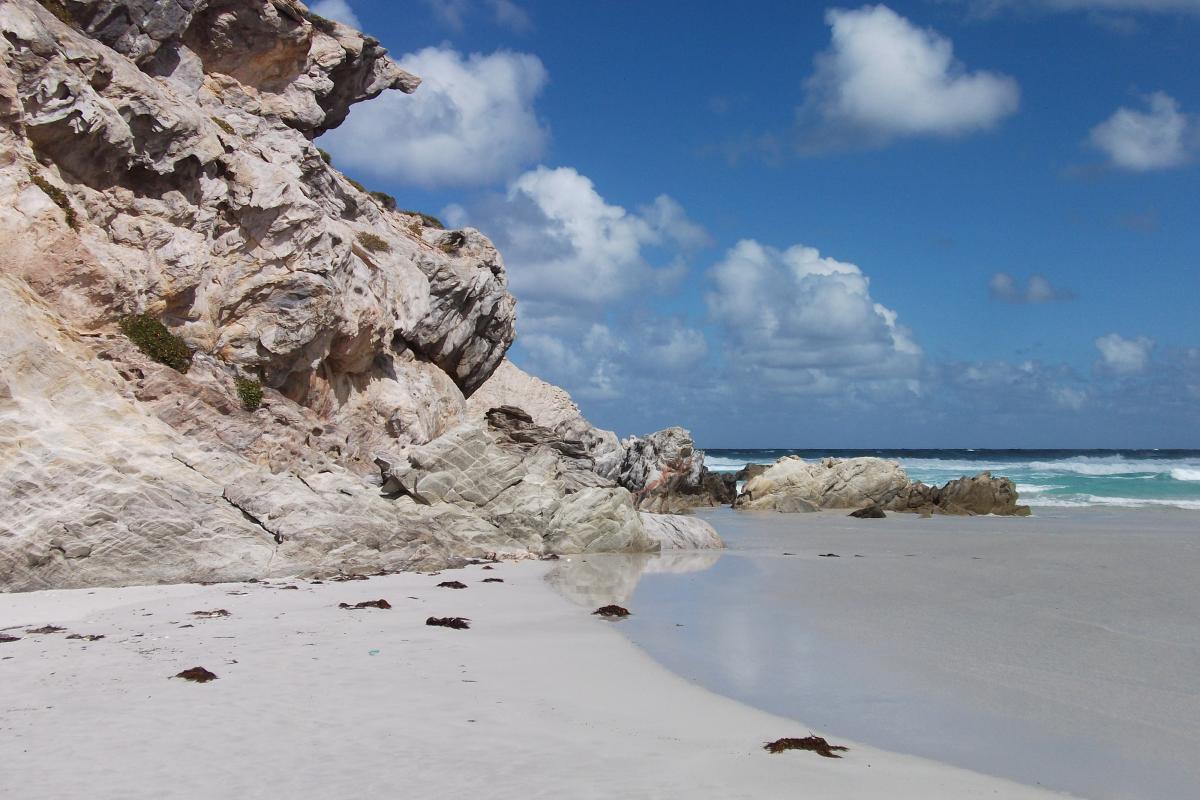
[{"left": 314, "top": 0, "right": 1200, "bottom": 447}]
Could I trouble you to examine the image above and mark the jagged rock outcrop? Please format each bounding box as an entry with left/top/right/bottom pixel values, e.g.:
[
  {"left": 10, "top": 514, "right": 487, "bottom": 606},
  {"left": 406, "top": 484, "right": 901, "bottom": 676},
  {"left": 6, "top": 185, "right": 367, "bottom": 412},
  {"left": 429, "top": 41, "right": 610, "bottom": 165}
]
[
  {"left": 467, "top": 359, "right": 624, "bottom": 479},
  {"left": 734, "top": 456, "right": 1029, "bottom": 516},
  {"left": 0, "top": 1, "right": 722, "bottom": 592},
  {"left": 1, "top": 0, "right": 514, "bottom": 471},
  {"left": 613, "top": 427, "right": 735, "bottom": 513},
  {"left": 887, "top": 472, "right": 1031, "bottom": 516},
  {"left": 376, "top": 406, "right": 658, "bottom": 555}
]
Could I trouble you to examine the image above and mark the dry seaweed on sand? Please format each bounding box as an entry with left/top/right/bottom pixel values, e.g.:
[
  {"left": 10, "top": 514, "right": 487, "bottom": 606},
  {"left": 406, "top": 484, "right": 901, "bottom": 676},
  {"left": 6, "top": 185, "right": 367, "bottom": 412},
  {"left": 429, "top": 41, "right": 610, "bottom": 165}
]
[
  {"left": 25, "top": 625, "right": 66, "bottom": 634},
  {"left": 191, "top": 609, "right": 231, "bottom": 618},
  {"left": 338, "top": 599, "right": 392, "bottom": 610},
  {"left": 0, "top": 634, "right": 20, "bottom": 644},
  {"left": 437, "top": 581, "right": 467, "bottom": 589},
  {"left": 329, "top": 574, "right": 369, "bottom": 582},
  {"left": 481, "top": 578, "right": 504, "bottom": 583},
  {"left": 481, "top": 565, "right": 494, "bottom": 570},
  {"left": 427, "top": 616, "right": 470, "bottom": 630},
  {"left": 818, "top": 553, "right": 841, "bottom": 558},
  {"left": 593, "top": 605, "right": 631, "bottom": 618},
  {"left": 66, "top": 634, "right": 105, "bottom": 641},
  {"left": 175, "top": 667, "right": 218, "bottom": 683},
  {"left": 764, "top": 736, "right": 849, "bottom": 758}
]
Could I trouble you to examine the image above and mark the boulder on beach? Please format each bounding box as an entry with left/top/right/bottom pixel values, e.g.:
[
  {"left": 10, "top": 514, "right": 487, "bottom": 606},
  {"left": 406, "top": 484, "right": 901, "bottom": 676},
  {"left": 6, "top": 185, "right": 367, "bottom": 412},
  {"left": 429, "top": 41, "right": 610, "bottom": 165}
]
[{"left": 734, "top": 457, "right": 1030, "bottom": 516}]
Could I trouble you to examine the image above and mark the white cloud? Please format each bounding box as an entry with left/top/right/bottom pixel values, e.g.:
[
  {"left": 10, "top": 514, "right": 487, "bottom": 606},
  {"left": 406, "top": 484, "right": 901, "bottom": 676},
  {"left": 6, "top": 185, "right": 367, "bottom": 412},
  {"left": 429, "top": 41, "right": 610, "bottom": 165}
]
[
  {"left": 421, "top": 0, "right": 471, "bottom": 29},
  {"left": 1095, "top": 333, "right": 1155, "bottom": 374},
  {"left": 1088, "top": 92, "right": 1194, "bottom": 171},
  {"left": 420, "top": 0, "right": 533, "bottom": 31},
  {"left": 989, "top": 272, "right": 1075, "bottom": 303},
  {"left": 309, "top": 0, "right": 361, "bottom": 29},
  {"left": 486, "top": 0, "right": 534, "bottom": 31},
  {"left": 800, "top": 5, "right": 1019, "bottom": 145},
  {"left": 445, "top": 166, "right": 707, "bottom": 314},
  {"left": 319, "top": 47, "right": 548, "bottom": 187},
  {"left": 706, "top": 240, "right": 922, "bottom": 393}
]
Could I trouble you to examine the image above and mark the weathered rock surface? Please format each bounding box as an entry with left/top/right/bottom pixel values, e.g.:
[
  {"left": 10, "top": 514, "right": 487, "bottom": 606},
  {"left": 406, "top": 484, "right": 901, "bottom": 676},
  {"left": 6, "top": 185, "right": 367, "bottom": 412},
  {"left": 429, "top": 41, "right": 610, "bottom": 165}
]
[
  {"left": 0, "top": 1, "right": 721, "bottom": 592},
  {"left": 467, "top": 359, "right": 624, "bottom": 479},
  {"left": 887, "top": 472, "right": 1031, "bottom": 517},
  {"left": 1, "top": 0, "right": 514, "bottom": 470},
  {"left": 612, "top": 427, "right": 735, "bottom": 513},
  {"left": 735, "top": 457, "right": 1029, "bottom": 516},
  {"left": 0, "top": 277, "right": 526, "bottom": 591},
  {"left": 639, "top": 513, "right": 725, "bottom": 550},
  {"left": 376, "top": 406, "right": 656, "bottom": 555}
]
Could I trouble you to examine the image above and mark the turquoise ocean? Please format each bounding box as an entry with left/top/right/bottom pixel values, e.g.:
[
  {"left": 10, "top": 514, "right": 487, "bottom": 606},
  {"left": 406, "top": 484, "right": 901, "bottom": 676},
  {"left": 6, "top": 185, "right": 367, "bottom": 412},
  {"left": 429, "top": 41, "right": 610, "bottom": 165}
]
[{"left": 704, "top": 449, "right": 1200, "bottom": 510}]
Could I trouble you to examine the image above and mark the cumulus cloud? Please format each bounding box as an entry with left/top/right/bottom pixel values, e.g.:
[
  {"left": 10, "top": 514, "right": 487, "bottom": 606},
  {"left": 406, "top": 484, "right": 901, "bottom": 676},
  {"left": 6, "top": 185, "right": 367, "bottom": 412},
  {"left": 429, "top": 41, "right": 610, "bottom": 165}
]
[
  {"left": 799, "top": 5, "right": 1019, "bottom": 147},
  {"left": 1088, "top": 92, "right": 1195, "bottom": 171},
  {"left": 309, "top": 0, "right": 361, "bottom": 29},
  {"left": 1095, "top": 333, "right": 1155, "bottom": 374},
  {"left": 445, "top": 166, "right": 708, "bottom": 316},
  {"left": 319, "top": 47, "right": 548, "bottom": 187},
  {"left": 988, "top": 272, "right": 1075, "bottom": 303},
  {"left": 706, "top": 240, "right": 922, "bottom": 394}
]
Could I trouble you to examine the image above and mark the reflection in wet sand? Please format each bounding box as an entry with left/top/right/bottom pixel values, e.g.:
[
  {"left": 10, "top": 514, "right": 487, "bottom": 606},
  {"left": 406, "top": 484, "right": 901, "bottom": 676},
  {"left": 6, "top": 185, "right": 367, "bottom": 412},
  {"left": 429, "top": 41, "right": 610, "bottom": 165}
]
[{"left": 546, "top": 550, "right": 723, "bottom": 609}]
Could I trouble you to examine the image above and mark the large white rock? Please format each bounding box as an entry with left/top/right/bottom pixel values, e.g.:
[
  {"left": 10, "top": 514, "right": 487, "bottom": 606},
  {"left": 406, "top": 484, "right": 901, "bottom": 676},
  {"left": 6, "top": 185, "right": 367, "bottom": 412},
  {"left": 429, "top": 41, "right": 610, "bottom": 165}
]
[
  {"left": 639, "top": 513, "right": 725, "bottom": 550},
  {"left": 734, "top": 456, "right": 911, "bottom": 512}
]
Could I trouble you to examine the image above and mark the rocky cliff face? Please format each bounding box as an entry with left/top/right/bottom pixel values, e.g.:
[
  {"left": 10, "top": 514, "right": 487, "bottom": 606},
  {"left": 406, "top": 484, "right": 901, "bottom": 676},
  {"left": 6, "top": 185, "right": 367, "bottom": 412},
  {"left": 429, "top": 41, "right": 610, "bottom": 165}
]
[
  {"left": 0, "top": 0, "right": 720, "bottom": 591},
  {"left": 1, "top": 0, "right": 514, "bottom": 468}
]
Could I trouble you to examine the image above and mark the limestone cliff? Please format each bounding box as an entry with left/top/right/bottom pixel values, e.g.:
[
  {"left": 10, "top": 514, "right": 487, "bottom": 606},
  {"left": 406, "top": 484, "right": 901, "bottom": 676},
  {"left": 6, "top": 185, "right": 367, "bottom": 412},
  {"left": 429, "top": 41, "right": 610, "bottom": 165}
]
[{"left": 0, "top": 0, "right": 720, "bottom": 591}]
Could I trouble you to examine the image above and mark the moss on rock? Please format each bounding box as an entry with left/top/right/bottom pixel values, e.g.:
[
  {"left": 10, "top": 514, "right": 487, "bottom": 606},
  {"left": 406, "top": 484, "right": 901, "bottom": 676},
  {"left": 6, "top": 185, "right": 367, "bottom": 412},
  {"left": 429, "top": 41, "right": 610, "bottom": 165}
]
[{"left": 119, "top": 314, "right": 192, "bottom": 373}]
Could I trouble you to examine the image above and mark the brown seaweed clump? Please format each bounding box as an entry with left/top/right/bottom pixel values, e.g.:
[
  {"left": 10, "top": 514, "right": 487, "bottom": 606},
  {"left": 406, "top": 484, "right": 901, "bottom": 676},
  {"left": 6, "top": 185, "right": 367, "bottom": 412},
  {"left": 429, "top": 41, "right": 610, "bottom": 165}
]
[
  {"left": 763, "top": 736, "right": 848, "bottom": 758},
  {"left": 437, "top": 581, "right": 468, "bottom": 589},
  {"left": 25, "top": 625, "right": 66, "bottom": 634},
  {"left": 66, "top": 634, "right": 105, "bottom": 641},
  {"left": 191, "top": 609, "right": 231, "bottom": 618},
  {"left": 481, "top": 578, "right": 505, "bottom": 583},
  {"left": 0, "top": 634, "right": 21, "bottom": 644},
  {"left": 175, "top": 667, "right": 218, "bottom": 683},
  {"left": 593, "top": 605, "right": 631, "bottom": 618},
  {"left": 338, "top": 600, "right": 392, "bottom": 610},
  {"left": 427, "top": 617, "right": 470, "bottom": 630}
]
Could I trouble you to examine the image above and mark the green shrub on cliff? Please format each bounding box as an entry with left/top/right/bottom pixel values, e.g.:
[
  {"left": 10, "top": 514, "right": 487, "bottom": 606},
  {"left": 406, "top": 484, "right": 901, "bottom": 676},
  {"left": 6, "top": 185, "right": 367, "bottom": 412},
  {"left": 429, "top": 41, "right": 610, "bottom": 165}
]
[
  {"left": 29, "top": 172, "right": 78, "bottom": 229},
  {"left": 119, "top": 314, "right": 192, "bottom": 373},
  {"left": 370, "top": 191, "right": 397, "bottom": 211},
  {"left": 318, "top": 148, "right": 332, "bottom": 165},
  {"left": 234, "top": 377, "right": 263, "bottom": 411},
  {"left": 399, "top": 210, "right": 444, "bottom": 229},
  {"left": 356, "top": 232, "right": 391, "bottom": 254}
]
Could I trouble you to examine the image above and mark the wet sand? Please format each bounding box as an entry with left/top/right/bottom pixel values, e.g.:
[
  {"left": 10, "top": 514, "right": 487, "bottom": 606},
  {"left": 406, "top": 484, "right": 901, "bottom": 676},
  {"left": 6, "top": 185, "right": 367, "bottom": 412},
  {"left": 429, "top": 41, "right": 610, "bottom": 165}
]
[
  {"left": 580, "top": 507, "right": 1200, "bottom": 800},
  {"left": 0, "top": 559, "right": 1069, "bottom": 799}
]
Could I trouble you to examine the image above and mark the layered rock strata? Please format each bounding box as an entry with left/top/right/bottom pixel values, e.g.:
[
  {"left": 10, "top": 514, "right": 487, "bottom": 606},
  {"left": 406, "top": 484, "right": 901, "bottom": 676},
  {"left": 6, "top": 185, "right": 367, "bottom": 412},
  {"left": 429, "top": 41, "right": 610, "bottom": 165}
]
[{"left": 0, "top": 1, "right": 722, "bottom": 591}]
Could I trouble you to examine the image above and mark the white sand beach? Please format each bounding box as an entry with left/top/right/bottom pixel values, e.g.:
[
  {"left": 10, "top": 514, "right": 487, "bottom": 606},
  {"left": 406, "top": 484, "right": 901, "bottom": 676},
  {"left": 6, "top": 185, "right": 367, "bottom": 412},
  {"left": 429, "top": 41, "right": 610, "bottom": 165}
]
[{"left": 1, "top": 559, "right": 1070, "bottom": 800}]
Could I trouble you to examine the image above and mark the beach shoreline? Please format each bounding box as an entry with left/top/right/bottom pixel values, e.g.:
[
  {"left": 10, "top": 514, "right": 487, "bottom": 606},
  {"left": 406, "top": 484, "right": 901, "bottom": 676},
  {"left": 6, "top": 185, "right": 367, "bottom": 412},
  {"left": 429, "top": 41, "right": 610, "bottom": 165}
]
[
  {"left": 1, "top": 558, "right": 1069, "bottom": 800},
  {"left": 600, "top": 506, "right": 1200, "bottom": 800}
]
